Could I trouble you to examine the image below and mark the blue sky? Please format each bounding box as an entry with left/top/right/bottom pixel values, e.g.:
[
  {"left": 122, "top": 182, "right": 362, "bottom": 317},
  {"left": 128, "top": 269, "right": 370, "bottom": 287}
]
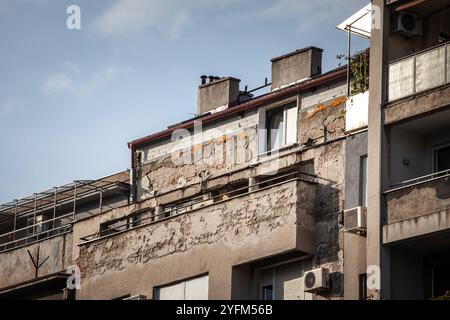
[{"left": 0, "top": 0, "right": 368, "bottom": 203}]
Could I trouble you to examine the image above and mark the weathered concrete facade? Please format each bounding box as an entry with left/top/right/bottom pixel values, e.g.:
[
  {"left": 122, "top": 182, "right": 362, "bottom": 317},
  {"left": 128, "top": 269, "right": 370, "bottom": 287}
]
[
  {"left": 1, "top": 35, "right": 373, "bottom": 298},
  {"left": 72, "top": 48, "right": 353, "bottom": 300},
  {"left": 75, "top": 180, "right": 316, "bottom": 299}
]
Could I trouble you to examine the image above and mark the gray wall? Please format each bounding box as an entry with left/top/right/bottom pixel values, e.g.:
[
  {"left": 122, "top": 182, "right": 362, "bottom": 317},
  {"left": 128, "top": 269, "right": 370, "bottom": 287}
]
[
  {"left": 390, "top": 247, "right": 424, "bottom": 300},
  {"left": 344, "top": 131, "right": 368, "bottom": 300},
  {"left": 345, "top": 131, "right": 368, "bottom": 209}
]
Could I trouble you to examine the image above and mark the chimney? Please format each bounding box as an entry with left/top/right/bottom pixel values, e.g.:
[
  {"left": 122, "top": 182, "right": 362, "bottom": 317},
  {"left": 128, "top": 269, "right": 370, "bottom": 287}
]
[
  {"left": 271, "top": 46, "right": 323, "bottom": 90},
  {"left": 197, "top": 76, "right": 241, "bottom": 115}
]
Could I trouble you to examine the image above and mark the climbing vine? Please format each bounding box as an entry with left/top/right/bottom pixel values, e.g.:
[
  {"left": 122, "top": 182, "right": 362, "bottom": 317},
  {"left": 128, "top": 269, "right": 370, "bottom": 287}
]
[
  {"left": 350, "top": 48, "right": 370, "bottom": 95},
  {"left": 336, "top": 48, "right": 370, "bottom": 96}
]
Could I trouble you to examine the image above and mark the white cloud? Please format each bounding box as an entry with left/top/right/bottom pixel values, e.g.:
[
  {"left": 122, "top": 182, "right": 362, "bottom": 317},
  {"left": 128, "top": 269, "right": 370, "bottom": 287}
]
[
  {"left": 42, "top": 73, "right": 73, "bottom": 95},
  {"left": 94, "top": 0, "right": 171, "bottom": 36},
  {"left": 0, "top": 99, "right": 22, "bottom": 117},
  {"left": 93, "top": 0, "right": 366, "bottom": 38},
  {"left": 42, "top": 62, "right": 130, "bottom": 97},
  {"left": 255, "top": 0, "right": 366, "bottom": 30},
  {"left": 93, "top": 0, "right": 240, "bottom": 37}
]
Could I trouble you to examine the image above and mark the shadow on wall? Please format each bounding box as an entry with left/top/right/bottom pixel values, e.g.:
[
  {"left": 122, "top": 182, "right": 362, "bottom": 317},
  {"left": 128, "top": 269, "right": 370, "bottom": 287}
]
[{"left": 304, "top": 159, "right": 343, "bottom": 297}]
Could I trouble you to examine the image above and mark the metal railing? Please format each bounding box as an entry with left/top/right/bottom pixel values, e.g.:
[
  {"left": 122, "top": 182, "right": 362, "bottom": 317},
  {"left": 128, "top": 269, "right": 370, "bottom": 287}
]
[
  {"left": 387, "top": 42, "right": 450, "bottom": 102},
  {"left": 0, "top": 214, "right": 73, "bottom": 253},
  {"left": 80, "top": 171, "right": 319, "bottom": 243},
  {"left": 385, "top": 168, "right": 450, "bottom": 194}
]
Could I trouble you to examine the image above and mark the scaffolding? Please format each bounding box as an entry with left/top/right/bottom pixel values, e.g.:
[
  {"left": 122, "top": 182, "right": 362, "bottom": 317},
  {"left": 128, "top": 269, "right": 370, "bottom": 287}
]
[{"left": 0, "top": 171, "right": 130, "bottom": 253}]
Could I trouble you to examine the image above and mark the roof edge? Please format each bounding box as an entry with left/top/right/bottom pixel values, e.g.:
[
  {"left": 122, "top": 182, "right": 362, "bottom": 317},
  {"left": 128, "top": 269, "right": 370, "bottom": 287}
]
[{"left": 128, "top": 66, "right": 347, "bottom": 149}]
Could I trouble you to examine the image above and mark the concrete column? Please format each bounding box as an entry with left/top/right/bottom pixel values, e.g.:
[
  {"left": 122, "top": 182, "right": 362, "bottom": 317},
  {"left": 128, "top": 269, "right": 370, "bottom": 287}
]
[
  {"left": 367, "top": 0, "right": 391, "bottom": 300},
  {"left": 155, "top": 205, "right": 165, "bottom": 221},
  {"left": 249, "top": 177, "right": 259, "bottom": 193}
]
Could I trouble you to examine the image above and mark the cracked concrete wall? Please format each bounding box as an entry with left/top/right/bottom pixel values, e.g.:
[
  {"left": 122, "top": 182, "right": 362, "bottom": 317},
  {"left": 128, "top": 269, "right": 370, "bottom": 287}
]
[
  {"left": 136, "top": 111, "right": 259, "bottom": 201},
  {"left": 0, "top": 233, "right": 72, "bottom": 289},
  {"left": 135, "top": 82, "right": 347, "bottom": 203},
  {"left": 384, "top": 85, "right": 450, "bottom": 125},
  {"left": 298, "top": 96, "right": 347, "bottom": 298},
  {"left": 75, "top": 180, "right": 315, "bottom": 300},
  {"left": 74, "top": 83, "right": 348, "bottom": 299},
  {"left": 387, "top": 179, "right": 450, "bottom": 224}
]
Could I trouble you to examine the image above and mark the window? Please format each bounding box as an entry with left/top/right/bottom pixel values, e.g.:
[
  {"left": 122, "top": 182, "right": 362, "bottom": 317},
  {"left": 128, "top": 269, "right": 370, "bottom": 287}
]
[
  {"left": 360, "top": 155, "right": 368, "bottom": 207},
  {"left": 156, "top": 275, "right": 209, "bottom": 300},
  {"left": 261, "top": 102, "right": 298, "bottom": 153},
  {"left": 359, "top": 273, "right": 367, "bottom": 300},
  {"left": 99, "top": 212, "right": 142, "bottom": 237},
  {"left": 257, "top": 259, "right": 312, "bottom": 300},
  {"left": 434, "top": 145, "right": 450, "bottom": 173},
  {"left": 262, "top": 285, "right": 273, "bottom": 300}
]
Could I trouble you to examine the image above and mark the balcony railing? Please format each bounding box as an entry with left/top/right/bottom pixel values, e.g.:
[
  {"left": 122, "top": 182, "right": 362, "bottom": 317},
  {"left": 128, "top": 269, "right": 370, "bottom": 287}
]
[
  {"left": 80, "top": 171, "right": 318, "bottom": 243},
  {"left": 387, "top": 42, "right": 450, "bottom": 102},
  {"left": 384, "top": 169, "right": 450, "bottom": 225},
  {"left": 0, "top": 213, "right": 74, "bottom": 253},
  {"left": 386, "top": 168, "right": 450, "bottom": 194}
]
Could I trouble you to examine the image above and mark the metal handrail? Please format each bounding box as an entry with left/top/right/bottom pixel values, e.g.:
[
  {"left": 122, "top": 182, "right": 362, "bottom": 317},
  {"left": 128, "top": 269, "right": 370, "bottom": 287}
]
[
  {"left": 385, "top": 169, "right": 450, "bottom": 194},
  {"left": 80, "top": 171, "right": 317, "bottom": 243},
  {"left": 0, "top": 212, "right": 74, "bottom": 240},
  {"left": 0, "top": 224, "right": 72, "bottom": 253},
  {"left": 387, "top": 41, "right": 450, "bottom": 66}
]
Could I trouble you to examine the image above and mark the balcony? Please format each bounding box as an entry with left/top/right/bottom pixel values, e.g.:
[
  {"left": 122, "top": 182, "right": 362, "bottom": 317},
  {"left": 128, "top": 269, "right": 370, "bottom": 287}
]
[
  {"left": 384, "top": 110, "right": 450, "bottom": 243},
  {"left": 384, "top": 171, "right": 450, "bottom": 244},
  {"left": 387, "top": 42, "right": 450, "bottom": 103},
  {"left": 0, "top": 173, "right": 129, "bottom": 254},
  {"left": 76, "top": 176, "right": 317, "bottom": 284}
]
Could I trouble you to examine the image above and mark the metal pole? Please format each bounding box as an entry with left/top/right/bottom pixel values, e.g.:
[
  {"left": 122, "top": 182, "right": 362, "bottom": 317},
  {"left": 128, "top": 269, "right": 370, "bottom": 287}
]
[
  {"left": 99, "top": 188, "right": 103, "bottom": 214},
  {"left": 53, "top": 187, "right": 57, "bottom": 229},
  {"left": 33, "top": 193, "right": 37, "bottom": 236},
  {"left": 73, "top": 182, "right": 77, "bottom": 222},
  {"left": 347, "top": 26, "right": 352, "bottom": 97},
  {"left": 13, "top": 200, "right": 18, "bottom": 241}
]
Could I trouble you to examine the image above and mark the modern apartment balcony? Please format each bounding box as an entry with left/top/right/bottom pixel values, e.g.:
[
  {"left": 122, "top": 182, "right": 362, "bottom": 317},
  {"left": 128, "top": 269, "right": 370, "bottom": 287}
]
[
  {"left": 384, "top": 110, "right": 450, "bottom": 244},
  {"left": 75, "top": 175, "right": 317, "bottom": 298},
  {"left": 384, "top": 170, "right": 450, "bottom": 244},
  {"left": 385, "top": 42, "right": 450, "bottom": 125}
]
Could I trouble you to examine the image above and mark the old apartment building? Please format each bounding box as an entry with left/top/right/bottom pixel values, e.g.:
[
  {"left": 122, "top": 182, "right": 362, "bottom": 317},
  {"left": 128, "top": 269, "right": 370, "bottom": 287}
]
[{"left": 0, "top": 0, "right": 449, "bottom": 301}]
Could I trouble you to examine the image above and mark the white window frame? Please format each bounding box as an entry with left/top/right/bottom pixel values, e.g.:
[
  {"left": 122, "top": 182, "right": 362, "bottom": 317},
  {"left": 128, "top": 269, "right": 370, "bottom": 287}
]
[
  {"left": 255, "top": 256, "right": 312, "bottom": 301},
  {"left": 258, "top": 98, "right": 299, "bottom": 156},
  {"left": 155, "top": 274, "right": 209, "bottom": 300}
]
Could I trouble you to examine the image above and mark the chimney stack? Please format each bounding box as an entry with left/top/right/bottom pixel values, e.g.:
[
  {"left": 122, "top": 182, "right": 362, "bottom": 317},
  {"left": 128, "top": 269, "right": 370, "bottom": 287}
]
[
  {"left": 197, "top": 76, "right": 241, "bottom": 115},
  {"left": 271, "top": 46, "right": 323, "bottom": 90},
  {"left": 200, "top": 75, "right": 208, "bottom": 85}
]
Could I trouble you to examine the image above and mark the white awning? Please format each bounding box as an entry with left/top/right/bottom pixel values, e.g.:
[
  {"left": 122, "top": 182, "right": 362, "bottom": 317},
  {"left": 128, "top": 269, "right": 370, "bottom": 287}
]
[{"left": 337, "top": 3, "right": 372, "bottom": 39}]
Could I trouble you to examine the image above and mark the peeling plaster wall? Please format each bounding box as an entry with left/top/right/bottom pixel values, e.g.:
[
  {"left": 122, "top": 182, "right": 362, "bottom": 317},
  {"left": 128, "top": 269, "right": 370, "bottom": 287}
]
[
  {"left": 73, "top": 84, "right": 348, "bottom": 299},
  {"left": 384, "top": 85, "right": 450, "bottom": 125},
  {"left": 75, "top": 180, "right": 315, "bottom": 300},
  {"left": 136, "top": 111, "right": 259, "bottom": 200},
  {"left": 387, "top": 179, "right": 450, "bottom": 224},
  {"left": 298, "top": 98, "right": 347, "bottom": 298},
  {"left": 135, "top": 82, "right": 347, "bottom": 202},
  {"left": 0, "top": 233, "right": 72, "bottom": 289}
]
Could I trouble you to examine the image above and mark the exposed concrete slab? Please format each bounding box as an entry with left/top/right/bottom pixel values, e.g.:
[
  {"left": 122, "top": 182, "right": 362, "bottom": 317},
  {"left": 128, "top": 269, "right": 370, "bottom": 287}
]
[
  {"left": 384, "top": 84, "right": 450, "bottom": 125},
  {"left": 383, "top": 210, "right": 450, "bottom": 244}
]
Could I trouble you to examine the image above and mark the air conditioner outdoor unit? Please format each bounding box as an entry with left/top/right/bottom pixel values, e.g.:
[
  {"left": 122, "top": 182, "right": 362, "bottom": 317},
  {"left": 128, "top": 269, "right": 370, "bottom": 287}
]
[
  {"left": 393, "top": 12, "right": 422, "bottom": 38},
  {"left": 344, "top": 206, "right": 367, "bottom": 233},
  {"left": 304, "top": 267, "right": 329, "bottom": 293},
  {"left": 123, "top": 295, "right": 147, "bottom": 300}
]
